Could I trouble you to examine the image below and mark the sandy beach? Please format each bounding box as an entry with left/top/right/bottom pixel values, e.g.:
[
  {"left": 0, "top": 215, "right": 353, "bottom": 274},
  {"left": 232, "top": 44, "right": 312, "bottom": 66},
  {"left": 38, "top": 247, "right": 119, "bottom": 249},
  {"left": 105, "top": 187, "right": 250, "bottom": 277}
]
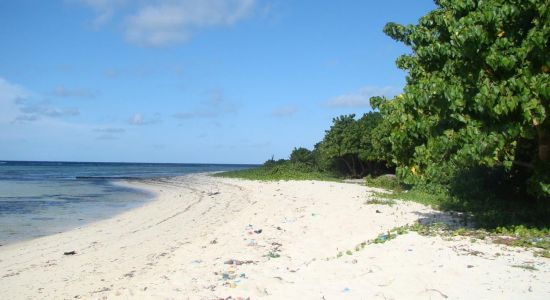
[{"left": 0, "top": 174, "right": 548, "bottom": 299}]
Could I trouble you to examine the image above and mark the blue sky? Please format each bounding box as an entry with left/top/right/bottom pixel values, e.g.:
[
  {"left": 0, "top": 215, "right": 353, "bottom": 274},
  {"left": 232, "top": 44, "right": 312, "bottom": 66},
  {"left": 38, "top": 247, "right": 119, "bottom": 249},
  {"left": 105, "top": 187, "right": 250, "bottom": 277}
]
[{"left": 0, "top": 0, "right": 435, "bottom": 164}]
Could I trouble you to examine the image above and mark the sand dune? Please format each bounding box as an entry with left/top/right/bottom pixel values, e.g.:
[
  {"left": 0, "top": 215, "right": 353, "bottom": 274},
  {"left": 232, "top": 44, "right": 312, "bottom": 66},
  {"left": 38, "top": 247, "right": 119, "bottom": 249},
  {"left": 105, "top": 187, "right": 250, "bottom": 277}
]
[{"left": 0, "top": 174, "right": 548, "bottom": 299}]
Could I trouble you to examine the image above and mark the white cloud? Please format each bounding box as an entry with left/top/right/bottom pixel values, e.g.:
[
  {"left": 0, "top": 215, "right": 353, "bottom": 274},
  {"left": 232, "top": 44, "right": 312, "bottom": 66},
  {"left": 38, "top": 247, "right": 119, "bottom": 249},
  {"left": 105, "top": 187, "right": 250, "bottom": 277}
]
[
  {"left": 14, "top": 115, "right": 39, "bottom": 122},
  {"left": 1, "top": 78, "right": 80, "bottom": 123},
  {"left": 74, "top": 0, "right": 127, "bottom": 28},
  {"left": 0, "top": 78, "right": 28, "bottom": 123},
  {"left": 52, "top": 85, "right": 97, "bottom": 98},
  {"left": 124, "top": 0, "right": 256, "bottom": 47},
  {"left": 324, "top": 86, "right": 401, "bottom": 109},
  {"left": 130, "top": 113, "right": 161, "bottom": 125},
  {"left": 271, "top": 105, "right": 297, "bottom": 118},
  {"left": 74, "top": 0, "right": 256, "bottom": 46},
  {"left": 0, "top": 77, "right": 139, "bottom": 153},
  {"left": 16, "top": 98, "right": 80, "bottom": 121}
]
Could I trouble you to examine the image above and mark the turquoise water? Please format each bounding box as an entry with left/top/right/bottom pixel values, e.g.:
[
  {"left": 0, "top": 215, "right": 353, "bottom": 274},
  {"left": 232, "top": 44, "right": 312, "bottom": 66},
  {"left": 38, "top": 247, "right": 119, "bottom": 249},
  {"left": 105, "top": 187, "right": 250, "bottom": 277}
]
[{"left": 0, "top": 161, "right": 254, "bottom": 245}]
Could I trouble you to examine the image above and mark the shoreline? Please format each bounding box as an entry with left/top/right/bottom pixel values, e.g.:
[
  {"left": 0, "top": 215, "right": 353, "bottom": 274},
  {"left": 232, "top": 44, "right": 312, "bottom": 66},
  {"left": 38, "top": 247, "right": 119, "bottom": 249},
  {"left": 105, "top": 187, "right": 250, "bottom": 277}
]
[
  {"left": 0, "top": 175, "right": 179, "bottom": 248},
  {"left": 0, "top": 177, "right": 156, "bottom": 247},
  {"left": 0, "top": 174, "right": 548, "bottom": 299}
]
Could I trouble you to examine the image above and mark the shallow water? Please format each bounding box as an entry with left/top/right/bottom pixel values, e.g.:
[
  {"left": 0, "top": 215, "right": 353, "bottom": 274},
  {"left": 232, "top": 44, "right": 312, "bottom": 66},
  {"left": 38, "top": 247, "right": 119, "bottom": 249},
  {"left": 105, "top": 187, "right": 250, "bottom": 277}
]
[{"left": 0, "top": 161, "right": 254, "bottom": 245}]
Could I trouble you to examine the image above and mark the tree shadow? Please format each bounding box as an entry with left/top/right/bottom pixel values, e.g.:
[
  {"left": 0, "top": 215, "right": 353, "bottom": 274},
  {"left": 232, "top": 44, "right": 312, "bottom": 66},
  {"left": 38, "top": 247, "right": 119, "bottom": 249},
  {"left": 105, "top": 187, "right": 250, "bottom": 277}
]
[
  {"left": 411, "top": 210, "right": 471, "bottom": 229},
  {"left": 442, "top": 165, "right": 550, "bottom": 229}
]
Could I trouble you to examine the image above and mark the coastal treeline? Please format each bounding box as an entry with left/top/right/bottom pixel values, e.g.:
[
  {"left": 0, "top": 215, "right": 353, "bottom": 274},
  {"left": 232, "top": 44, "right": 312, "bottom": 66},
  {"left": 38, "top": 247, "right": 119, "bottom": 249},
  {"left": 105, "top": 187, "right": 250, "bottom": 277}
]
[
  {"left": 220, "top": 0, "right": 549, "bottom": 226},
  {"left": 373, "top": 0, "right": 550, "bottom": 201}
]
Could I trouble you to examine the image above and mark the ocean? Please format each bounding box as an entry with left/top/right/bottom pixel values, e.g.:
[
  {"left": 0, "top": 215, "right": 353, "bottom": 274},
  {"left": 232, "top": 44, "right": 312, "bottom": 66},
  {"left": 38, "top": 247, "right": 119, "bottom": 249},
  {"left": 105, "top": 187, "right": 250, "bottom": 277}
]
[{"left": 0, "top": 161, "right": 254, "bottom": 245}]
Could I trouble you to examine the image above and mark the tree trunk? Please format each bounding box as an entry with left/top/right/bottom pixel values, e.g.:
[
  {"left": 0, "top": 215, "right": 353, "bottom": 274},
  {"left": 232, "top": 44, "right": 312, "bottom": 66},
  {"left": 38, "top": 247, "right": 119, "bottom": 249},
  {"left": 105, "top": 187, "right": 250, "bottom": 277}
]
[
  {"left": 340, "top": 157, "right": 355, "bottom": 177},
  {"left": 351, "top": 155, "right": 357, "bottom": 178},
  {"left": 358, "top": 159, "right": 366, "bottom": 177}
]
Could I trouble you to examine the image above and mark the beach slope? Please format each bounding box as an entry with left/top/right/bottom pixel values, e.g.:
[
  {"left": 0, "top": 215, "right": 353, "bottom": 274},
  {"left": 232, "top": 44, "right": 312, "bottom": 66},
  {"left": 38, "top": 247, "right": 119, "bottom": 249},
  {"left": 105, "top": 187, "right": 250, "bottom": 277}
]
[{"left": 0, "top": 174, "right": 548, "bottom": 299}]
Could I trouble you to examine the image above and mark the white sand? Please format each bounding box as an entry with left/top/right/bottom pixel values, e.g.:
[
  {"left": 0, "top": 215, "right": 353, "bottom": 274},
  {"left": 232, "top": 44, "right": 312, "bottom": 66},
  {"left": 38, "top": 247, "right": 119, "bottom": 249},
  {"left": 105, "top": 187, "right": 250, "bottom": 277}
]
[{"left": 0, "top": 174, "right": 548, "bottom": 299}]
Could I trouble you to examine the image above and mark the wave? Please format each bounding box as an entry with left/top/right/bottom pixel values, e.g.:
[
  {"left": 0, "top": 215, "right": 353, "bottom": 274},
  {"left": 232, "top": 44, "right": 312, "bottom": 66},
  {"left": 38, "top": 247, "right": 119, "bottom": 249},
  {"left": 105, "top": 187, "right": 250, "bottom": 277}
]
[{"left": 75, "top": 176, "right": 143, "bottom": 180}]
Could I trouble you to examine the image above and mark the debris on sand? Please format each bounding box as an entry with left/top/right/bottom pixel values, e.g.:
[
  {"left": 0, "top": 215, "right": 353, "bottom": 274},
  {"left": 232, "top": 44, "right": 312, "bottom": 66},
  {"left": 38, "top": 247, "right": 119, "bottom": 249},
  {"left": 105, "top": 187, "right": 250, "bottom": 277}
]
[{"left": 224, "top": 259, "right": 256, "bottom": 265}]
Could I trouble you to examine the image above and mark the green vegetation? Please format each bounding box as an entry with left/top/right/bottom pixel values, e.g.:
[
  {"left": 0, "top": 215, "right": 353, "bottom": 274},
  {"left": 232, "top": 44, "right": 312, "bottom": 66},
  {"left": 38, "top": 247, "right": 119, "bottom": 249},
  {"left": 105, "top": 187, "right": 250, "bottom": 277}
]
[
  {"left": 214, "top": 158, "right": 339, "bottom": 181},
  {"left": 372, "top": 0, "right": 549, "bottom": 230},
  {"left": 265, "top": 251, "right": 281, "bottom": 259},
  {"left": 374, "top": 183, "right": 550, "bottom": 229},
  {"left": 364, "top": 175, "right": 404, "bottom": 192},
  {"left": 375, "top": 188, "right": 451, "bottom": 210},
  {"left": 536, "top": 250, "right": 550, "bottom": 258},
  {"left": 364, "top": 174, "right": 550, "bottom": 252},
  {"left": 217, "top": 0, "right": 550, "bottom": 233},
  {"left": 369, "top": 174, "right": 550, "bottom": 230},
  {"left": 364, "top": 198, "right": 396, "bottom": 206},
  {"left": 333, "top": 222, "right": 550, "bottom": 259},
  {"left": 511, "top": 264, "right": 538, "bottom": 271},
  {"left": 317, "top": 112, "right": 392, "bottom": 178},
  {"left": 372, "top": 0, "right": 549, "bottom": 199},
  {"left": 216, "top": 112, "right": 392, "bottom": 181},
  {"left": 373, "top": 232, "right": 398, "bottom": 244}
]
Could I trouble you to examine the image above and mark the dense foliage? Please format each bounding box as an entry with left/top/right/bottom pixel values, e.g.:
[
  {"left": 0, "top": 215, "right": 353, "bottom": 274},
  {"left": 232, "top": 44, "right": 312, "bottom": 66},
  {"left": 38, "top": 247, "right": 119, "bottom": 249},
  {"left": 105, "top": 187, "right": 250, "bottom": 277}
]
[
  {"left": 214, "top": 158, "right": 338, "bottom": 181},
  {"left": 372, "top": 0, "right": 549, "bottom": 199},
  {"left": 218, "top": 112, "right": 391, "bottom": 180},
  {"left": 289, "top": 147, "right": 316, "bottom": 166},
  {"left": 217, "top": 0, "right": 549, "bottom": 227},
  {"left": 318, "top": 112, "right": 392, "bottom": 178}
]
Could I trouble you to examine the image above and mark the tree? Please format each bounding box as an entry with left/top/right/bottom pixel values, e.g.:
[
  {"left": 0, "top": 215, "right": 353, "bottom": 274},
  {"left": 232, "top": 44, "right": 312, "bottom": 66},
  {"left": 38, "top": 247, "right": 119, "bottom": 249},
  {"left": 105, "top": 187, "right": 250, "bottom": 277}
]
[
  {"left": 358, "top": 112, "right": 395, "bottom": 175},
  {"left": 318, "top": 113, "right": 389, "bottom": 177},
  {"left": 289, "top": 147, "right": 316, "bottom": 169},
  {"left": 372, "top": 0, "right": 549, "bottom": 197},
  {"left": 357, "top": 112, "right": 387, "bottom": 162},
  {"left": 319, "top": 115, "right": 363, "bottom": 177},
  {"left": 290, "top": 147, "right": 314, "bottom": 164}
]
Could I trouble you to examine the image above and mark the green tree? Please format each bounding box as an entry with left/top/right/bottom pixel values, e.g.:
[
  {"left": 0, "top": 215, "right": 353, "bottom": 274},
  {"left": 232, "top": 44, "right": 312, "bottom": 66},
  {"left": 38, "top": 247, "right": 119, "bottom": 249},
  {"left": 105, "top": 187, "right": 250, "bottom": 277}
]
[
  {"left": 357, "top": 112, "right": 387, "bottom": 162},
  {"left": 358, "top": 112, "right": 394, "bottom": 175},
  {"left": 288, "top": 147, "right": 318, "bottom": 172},
  {"left": 290, "top": 147, "right": 315, "bottom": 165},
  {"left": 319, "top": 115, "right": 363, "bottom": 177},
  {"left": 318, "top": 113, "right": 389, "bottom": 177},
  {"left": 372, "top": 0, "right": 550, "bottom": 197}
]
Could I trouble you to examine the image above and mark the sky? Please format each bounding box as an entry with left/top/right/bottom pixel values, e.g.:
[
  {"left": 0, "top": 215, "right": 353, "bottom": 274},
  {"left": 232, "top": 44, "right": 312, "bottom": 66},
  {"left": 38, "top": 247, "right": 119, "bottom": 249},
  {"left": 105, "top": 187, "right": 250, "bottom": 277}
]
[{"left": 0, "top": 0, "right": 436, "bottom": 164}]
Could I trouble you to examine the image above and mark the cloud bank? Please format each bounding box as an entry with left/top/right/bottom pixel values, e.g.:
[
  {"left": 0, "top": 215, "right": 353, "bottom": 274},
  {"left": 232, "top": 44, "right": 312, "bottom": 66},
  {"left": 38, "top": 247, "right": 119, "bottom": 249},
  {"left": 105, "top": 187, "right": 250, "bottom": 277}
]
[
  {"left": 129, "top": 113, "right": 162, "bottom": 126},
  {"left": 324, "top": 86, "right": 401, "bottom": 109},
  {"left": 0, "top": 78, "right": 28, "bottom": 123},
  {"left": 52, "top": 85, "right": 97, "bottom": 98},
  {"left": 76, "top": 0, "right": 256, "bottom": 47},
  {"left": 75, "top": 0, "right": 127, "bottom": 28},
  {"left": 0, "top": 78, "right": 80, "bottom": 123},
  {"left": 18, "top": 99, "right": 80, "bottom": 119}
]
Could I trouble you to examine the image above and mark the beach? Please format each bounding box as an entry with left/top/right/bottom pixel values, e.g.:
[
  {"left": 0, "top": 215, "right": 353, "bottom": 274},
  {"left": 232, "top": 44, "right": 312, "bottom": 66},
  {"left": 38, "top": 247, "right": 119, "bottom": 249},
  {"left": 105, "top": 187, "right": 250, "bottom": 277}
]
[{"left": 0, "top": 173, "right": 548, "bottom": 299}]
